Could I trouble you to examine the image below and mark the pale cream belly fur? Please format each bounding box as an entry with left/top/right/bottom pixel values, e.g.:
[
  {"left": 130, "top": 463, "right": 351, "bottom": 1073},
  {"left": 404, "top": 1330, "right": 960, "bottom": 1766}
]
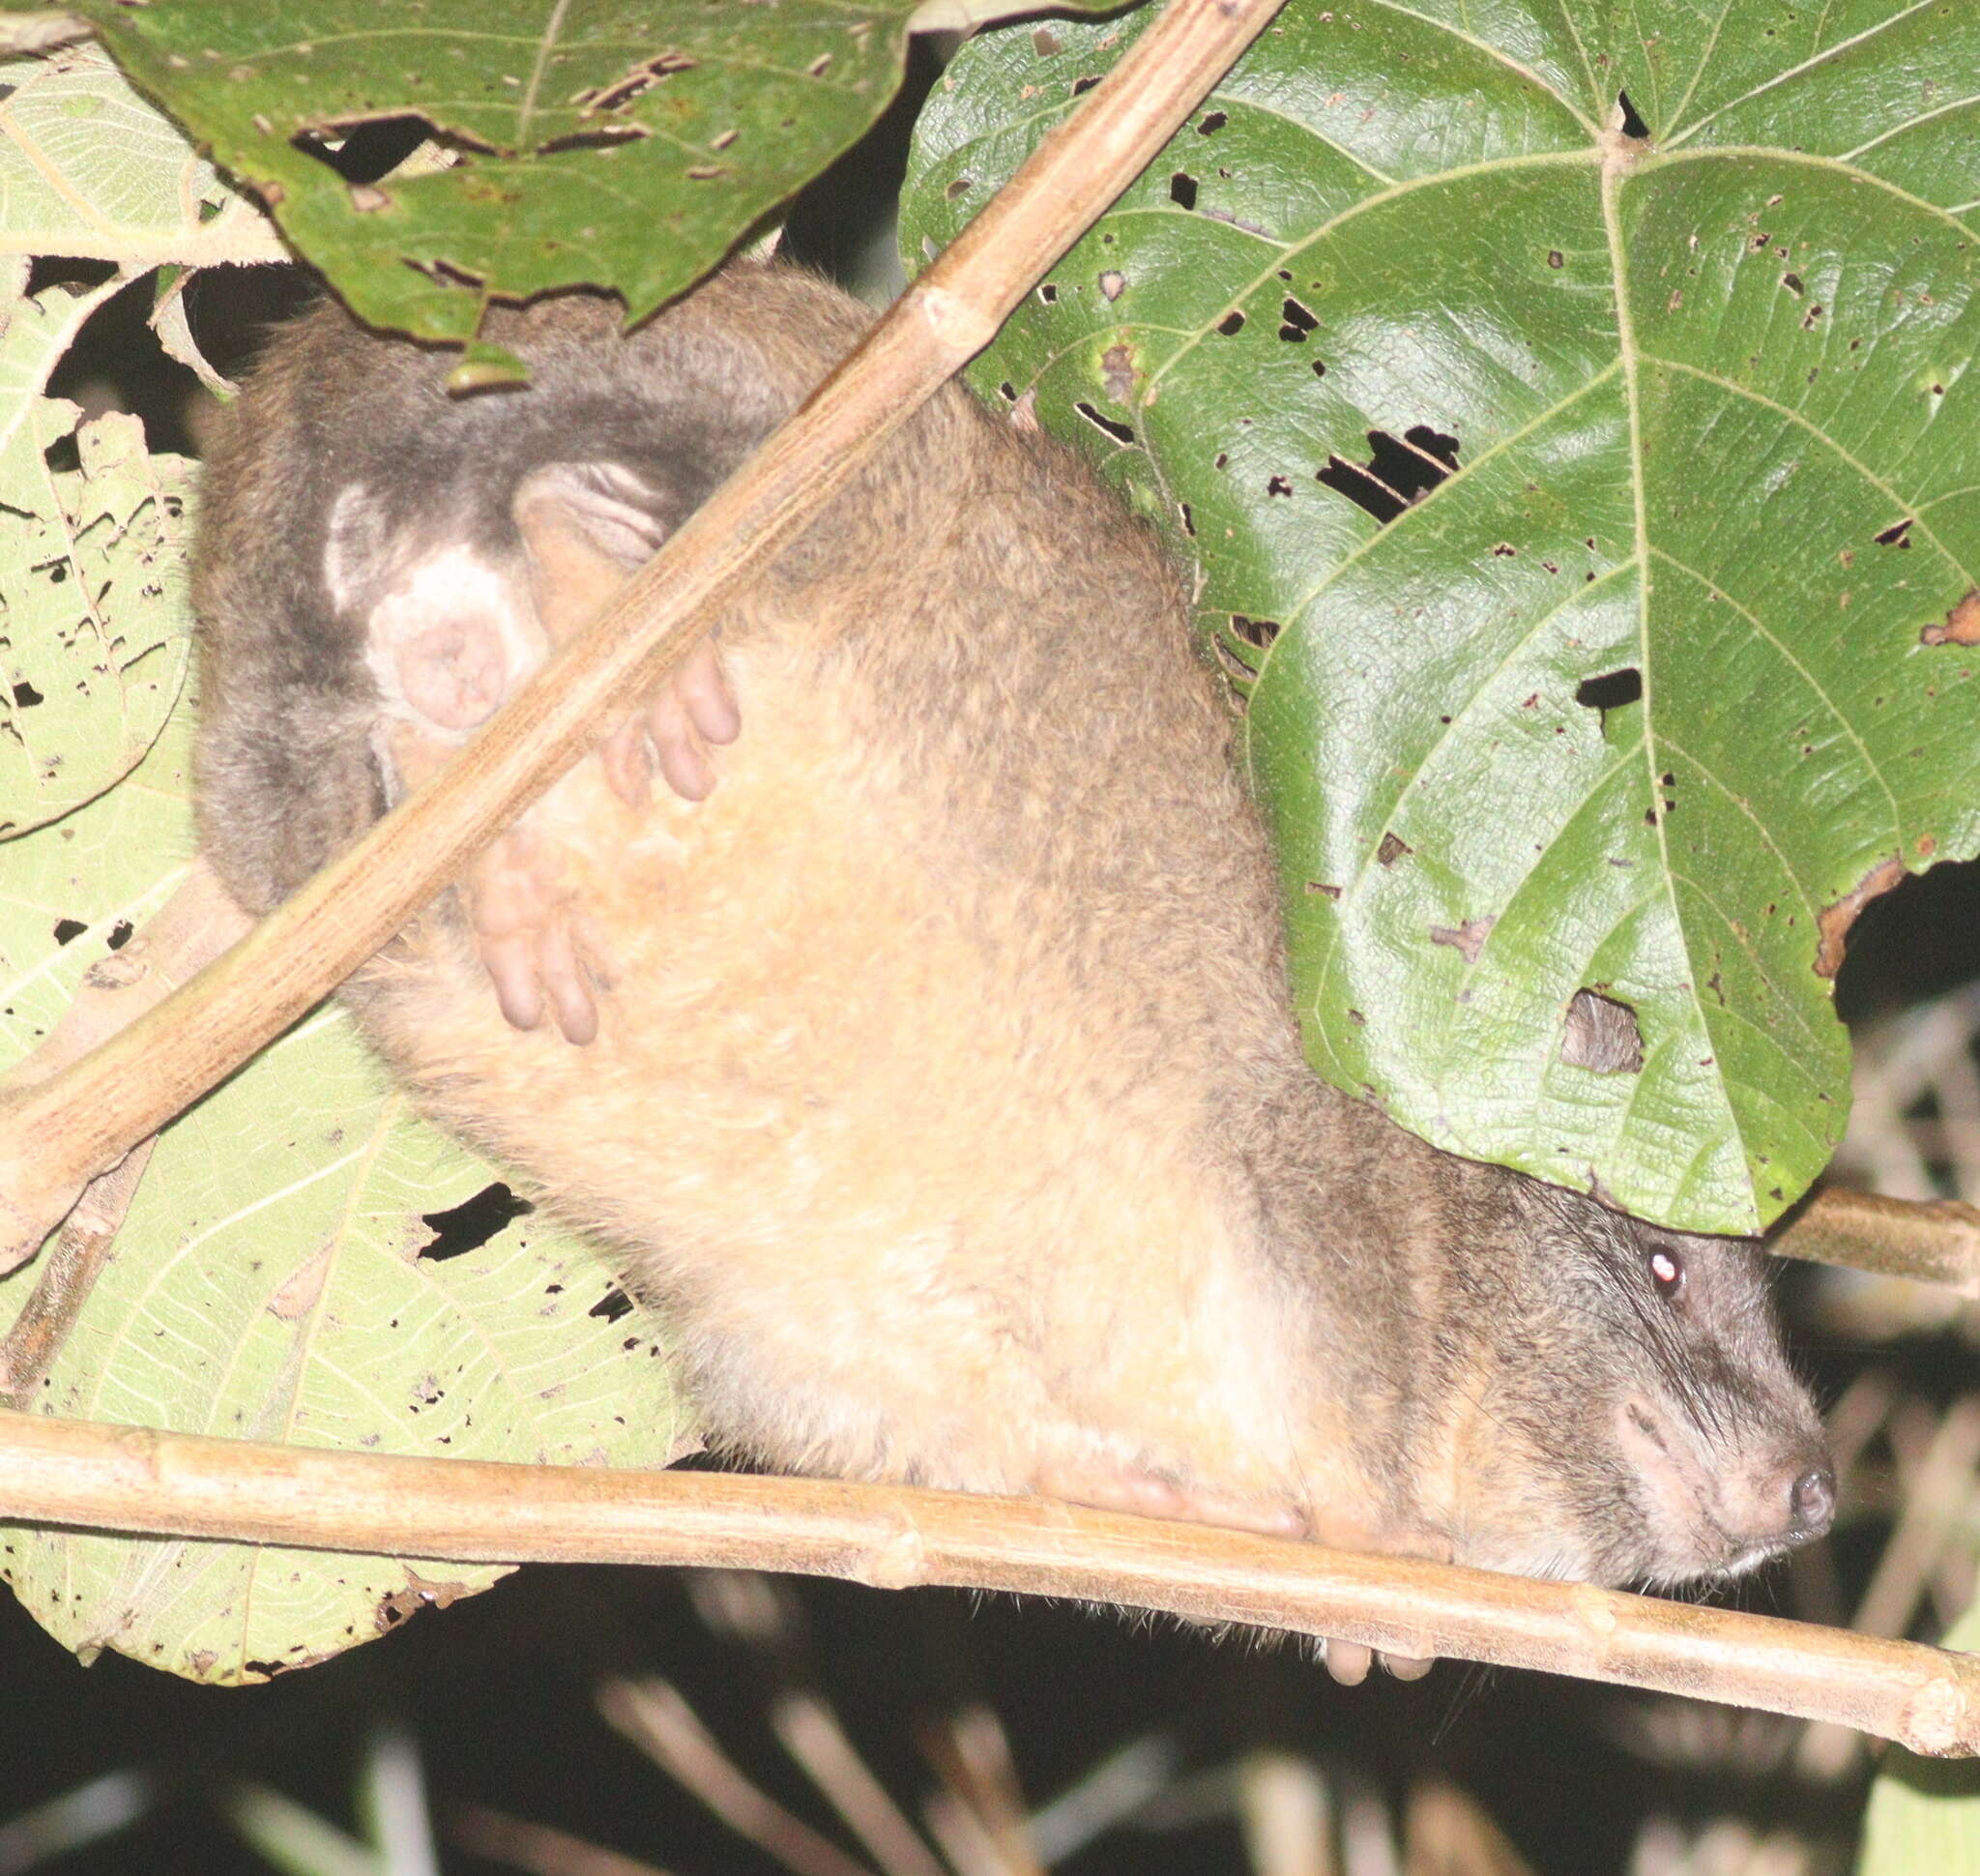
[{"left": 354, "top": 639, "right": 1324, "bottom": 1513}]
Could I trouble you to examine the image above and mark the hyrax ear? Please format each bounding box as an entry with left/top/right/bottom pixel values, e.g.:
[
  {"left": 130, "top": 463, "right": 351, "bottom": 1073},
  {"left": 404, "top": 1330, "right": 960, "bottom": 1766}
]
[
  {"left": 324, "top": 483, "right": 396, "bottom": 615},
  {"left": 512, "top": 462, "right": 670, "bottom": 643}
]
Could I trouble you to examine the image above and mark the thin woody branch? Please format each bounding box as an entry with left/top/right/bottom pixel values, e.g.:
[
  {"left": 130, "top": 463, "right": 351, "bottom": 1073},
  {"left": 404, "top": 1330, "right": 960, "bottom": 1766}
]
[
  {"left": 1770, "top": 1185, "right": 1980, "bottom": 1297},
  {"left": 0, "top": 0, "right": 1288, "bottom": 1273},
  {"left": 0, "top": 1412, "right": 1975, "bottom": 1758},
  {"left": 0, "top": 861, "right": 250, "bottom": 1393}
]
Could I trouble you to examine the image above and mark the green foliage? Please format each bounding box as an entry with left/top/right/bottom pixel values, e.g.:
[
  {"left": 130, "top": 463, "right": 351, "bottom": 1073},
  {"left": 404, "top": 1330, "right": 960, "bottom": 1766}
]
[
  {"left": 0, "top": 43, "right": 695, "bottom": 1683},
  {"left": 42, "top": 0, "right": 943, "bottom": 353},
  {"left": 3, "top": 0, "right": 1975, "bottom": 1692},
  {"left": 901, "top": 2, "right": 1980, "bottom": 1234},
  {"left": 0, "top": 710, "right": 686, "bottom": 1685},
  {"left": 0, "top": 40, "right": 236, "bottom": 255},
  {"left": 0, "top": 44, "right": 221, "bottom": 835},
  {"left": 227, "top": 1726, "right": 438, "bottom": 1876},
  {"left": 0, "top": 390, "right": 191, "bottom": 836}
]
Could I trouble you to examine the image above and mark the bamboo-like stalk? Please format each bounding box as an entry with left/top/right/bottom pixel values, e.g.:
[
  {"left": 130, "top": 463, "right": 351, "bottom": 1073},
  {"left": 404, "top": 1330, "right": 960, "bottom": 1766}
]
[
  {"left": 1770, "top": 1186, "right": 1980, "bottom": 1297},
  {"left": 0, "top": 0, "right": 1287, "bottom": 1272},
  {"left": 1, "top": 1411, "right": 1976, "bottom": 1757}
]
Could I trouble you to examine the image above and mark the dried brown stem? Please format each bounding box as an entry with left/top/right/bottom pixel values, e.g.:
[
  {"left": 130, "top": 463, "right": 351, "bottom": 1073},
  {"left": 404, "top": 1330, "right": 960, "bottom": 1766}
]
[
  {"left": 3, "top": 1412, "right": 1978, "bottom": 1758},
  {"left": 1769, "top": 1186, "right": 1980, "bottom": 1295},
  {"left": 1795, "top": 1393, "right": 1980, "bottom": 1781},
  {"left": 0, "top": 863, "right": 251, "bottom": 1364},
  {"left": 0, "top": 1139, "right": 153, "bottom": 1403},
  {"left": 0, "top": 0, "right": 1286, "bottom": 1272},
  {"left": 449, "top": 1806, "right": 677, "bottom": 1876},
  {"left": 600, "top": 1679, "right": 878, "bottom": 1876},
  {"left": 1237, "top": 1755, "right": 1335, "bottom": 1876},
  {"left": 771, "top": 1692, "right": 949, "bottom": 1876},
  {"left": 919, "top": 1710, "right": 1041, "bottom": 1876}
]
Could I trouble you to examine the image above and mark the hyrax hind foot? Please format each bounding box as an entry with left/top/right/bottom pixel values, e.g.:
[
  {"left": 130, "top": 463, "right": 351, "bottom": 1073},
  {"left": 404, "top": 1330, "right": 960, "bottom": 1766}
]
[{"left": 1033, "top": 1458, "right": 1445, "bottom": 1685}]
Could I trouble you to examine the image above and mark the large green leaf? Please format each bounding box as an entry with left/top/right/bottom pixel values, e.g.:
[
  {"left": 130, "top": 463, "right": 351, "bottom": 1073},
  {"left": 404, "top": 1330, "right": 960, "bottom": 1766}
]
[
  {"left": 0, "top": 708, "right": 690, "bottom": 1684},
  {"left": 32, "top": 0, "right": 1079, "bottom": 348},
  {"left": 902, "top": 1, "right": 1980, "bottom": 1234}
]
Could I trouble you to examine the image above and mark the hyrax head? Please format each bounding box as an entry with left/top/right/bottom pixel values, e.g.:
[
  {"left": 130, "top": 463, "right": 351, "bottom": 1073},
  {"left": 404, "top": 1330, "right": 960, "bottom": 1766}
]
[{"left": 1436, "top": 1174, "right": 1833, "bottom": 1590}]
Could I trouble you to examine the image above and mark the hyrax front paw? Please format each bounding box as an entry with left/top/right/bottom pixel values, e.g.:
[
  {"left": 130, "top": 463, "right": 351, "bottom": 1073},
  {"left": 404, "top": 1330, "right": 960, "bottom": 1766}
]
[{"left": 464, "top": 826, "right": 617, "bottom": 1046}]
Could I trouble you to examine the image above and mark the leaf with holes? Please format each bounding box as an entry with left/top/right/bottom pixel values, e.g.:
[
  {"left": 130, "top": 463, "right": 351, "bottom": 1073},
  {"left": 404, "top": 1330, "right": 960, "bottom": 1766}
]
[
  {"left": 44, "top": 0, "right": 1101, "bottom": 350},
  {"left": 0, "top": 341, "right": 194, "bottom": 838},
  {"left": 902, "top": 2, "right": 1980, "bottom": 1235},
  {"left": 0, "top": 711, "right": 690, "bottom": 1685}
]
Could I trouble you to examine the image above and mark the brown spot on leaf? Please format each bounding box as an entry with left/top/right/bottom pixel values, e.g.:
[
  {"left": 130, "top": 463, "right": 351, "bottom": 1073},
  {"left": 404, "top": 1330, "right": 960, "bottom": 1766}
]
[
  {"left": 1101, "top": 342, "right": 1137, "bottom": 402},
  {"left": 1585, "top": 1170, "right": 1626, "bottom": 1213},
  {"left": 1816, "top": 854, "right": 1906, "bottom": 977},
  {"left": 266, "top": 1246, "right": 331, "bottom": 1321},
  {"left": 1316, "top": 425, "right": 1460, "bottom": 526},
  {"left": 1212, "top": 638, "right": 1258, "bottom": 683},
  {"left": 1307, "top": 881, "right": 1342, "bottom": 898},
  {"left": 1429, "top": 916, "right": 1495, "bottom": 963},
  {"left": 1561, "top": 989, "right": 1644, "bottom": 1073},
  {"left": 1922, "top": 588, "right": 1980, "bottom": 645},
  {"left": 1278, "top": 296, "right": 1319, "bottom": 341},
  {"left": 1377, "top": 833, "right": 1412, "bottom": 866},
  {"left": 1099, "top": 269, "right": 1125, "bottom": 302},
  {"left": 375, "top": 1568, "right": 473, "bottom": 1634}
]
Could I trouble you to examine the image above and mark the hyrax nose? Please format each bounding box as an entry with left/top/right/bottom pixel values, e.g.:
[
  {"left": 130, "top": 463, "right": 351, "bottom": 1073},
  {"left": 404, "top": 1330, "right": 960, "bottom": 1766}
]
[
  {"left": 1724, "top": 1448, "right": 1835, "bottom": 1554},
  {"left": 1788, "top": 1463, "right": 1837, "bottom": 1541}
]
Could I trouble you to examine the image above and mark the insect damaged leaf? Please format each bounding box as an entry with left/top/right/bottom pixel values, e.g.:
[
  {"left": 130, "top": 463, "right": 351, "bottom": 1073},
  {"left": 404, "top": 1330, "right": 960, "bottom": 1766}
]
[{"left": 902, "top": 0, "right": 1980, "bottom": 1233}]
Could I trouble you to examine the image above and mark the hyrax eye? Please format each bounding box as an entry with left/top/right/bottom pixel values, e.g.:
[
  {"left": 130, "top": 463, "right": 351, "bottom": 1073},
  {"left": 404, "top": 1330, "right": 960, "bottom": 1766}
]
[{"left": 1647, "top": 1246, "right": 1685, "bottom": 1298}]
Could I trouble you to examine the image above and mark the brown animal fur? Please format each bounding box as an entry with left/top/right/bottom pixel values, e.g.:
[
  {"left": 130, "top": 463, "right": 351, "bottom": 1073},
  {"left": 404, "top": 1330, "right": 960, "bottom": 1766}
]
[{"left": 193, "top": 265, "right": 1832, "bottom": 1595}]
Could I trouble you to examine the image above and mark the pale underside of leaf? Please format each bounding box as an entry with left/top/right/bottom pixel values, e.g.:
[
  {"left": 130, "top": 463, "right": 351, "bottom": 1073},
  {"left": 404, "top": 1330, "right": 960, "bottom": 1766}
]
[{"left": 0, "top": 718, "right": 687, "bottom": 1684}]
